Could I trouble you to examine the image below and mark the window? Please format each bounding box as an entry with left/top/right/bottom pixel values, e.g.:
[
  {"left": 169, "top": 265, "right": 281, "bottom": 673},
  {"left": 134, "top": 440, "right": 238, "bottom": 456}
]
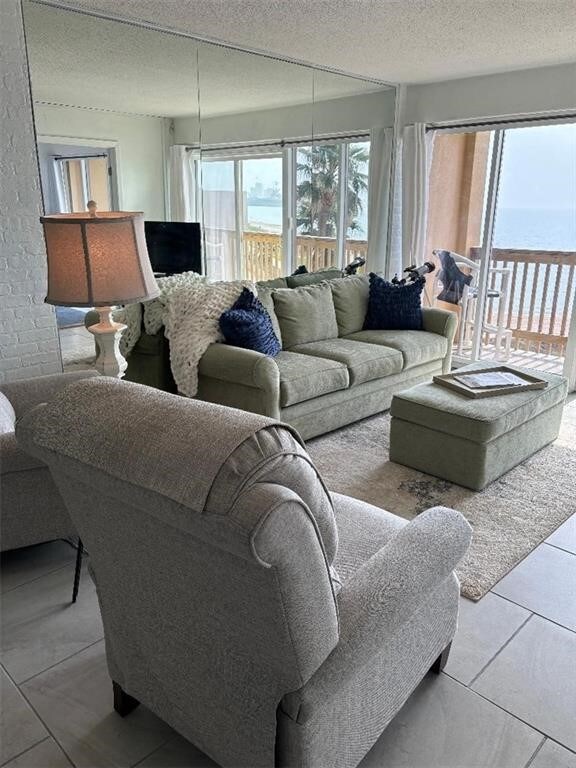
[
  {"left": 200, "top": 137, "right": 370, "bottom": 281},
  {"left": 295, "top": 140, "right": 370, "bottom": 272}
]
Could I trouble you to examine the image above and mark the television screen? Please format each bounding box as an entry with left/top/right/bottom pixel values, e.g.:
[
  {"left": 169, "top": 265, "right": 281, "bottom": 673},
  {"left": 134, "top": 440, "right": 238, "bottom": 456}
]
[{"left": 144, "top": 221, "right": 202, "bottom": 276}]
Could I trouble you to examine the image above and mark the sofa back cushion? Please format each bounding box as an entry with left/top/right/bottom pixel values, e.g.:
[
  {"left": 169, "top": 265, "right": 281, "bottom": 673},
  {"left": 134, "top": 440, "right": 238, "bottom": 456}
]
[
  {"left": 257, "top": 276, "right": 289, "bottom": 290},
  {"left": 330, "top": 275, "right": 370, "bottom": 336},
  {"left": 273, "top": 283, "right": 338, "bottom": 348}
]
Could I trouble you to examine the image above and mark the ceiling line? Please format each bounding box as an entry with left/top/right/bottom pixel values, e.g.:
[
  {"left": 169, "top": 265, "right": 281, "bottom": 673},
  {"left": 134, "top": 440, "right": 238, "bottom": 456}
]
[{"left": 29, "top": 0, "right": 397, "bottom": 90}]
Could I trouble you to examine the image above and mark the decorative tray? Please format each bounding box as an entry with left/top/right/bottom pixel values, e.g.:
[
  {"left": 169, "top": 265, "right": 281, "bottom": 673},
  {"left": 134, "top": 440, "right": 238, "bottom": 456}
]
[{"left": 433, "top": 366, "right": 549, "bottom": 398}]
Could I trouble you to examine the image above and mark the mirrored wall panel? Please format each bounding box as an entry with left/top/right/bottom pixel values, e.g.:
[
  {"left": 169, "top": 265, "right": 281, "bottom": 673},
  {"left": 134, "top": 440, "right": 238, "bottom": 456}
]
[{"left": 23, "top": 0, "right": 395, "bottom": 358}]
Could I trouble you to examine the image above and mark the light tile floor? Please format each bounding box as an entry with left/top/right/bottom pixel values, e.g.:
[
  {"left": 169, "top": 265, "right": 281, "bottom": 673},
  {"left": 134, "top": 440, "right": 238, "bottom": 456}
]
[{"left": 2, "top": 405, "right": 575, "bottom": 768}]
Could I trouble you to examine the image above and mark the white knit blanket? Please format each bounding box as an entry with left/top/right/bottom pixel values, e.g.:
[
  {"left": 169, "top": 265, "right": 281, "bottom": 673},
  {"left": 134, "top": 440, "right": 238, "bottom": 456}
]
[
  {"left": 116, "top": 271, "right": 207, "bottom": 357},
  {"left": 165, "top": 279, "right": 256, "bottom": 397}
]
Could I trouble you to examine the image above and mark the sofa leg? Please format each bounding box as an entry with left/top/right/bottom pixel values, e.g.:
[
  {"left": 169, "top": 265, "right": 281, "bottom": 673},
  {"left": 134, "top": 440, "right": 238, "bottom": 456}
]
[
  {"left": 113, "top": 681, "right": 140, "bottom": 717},
  {"left": 430, "top": 642, "right": 452, "bottom": 674}
]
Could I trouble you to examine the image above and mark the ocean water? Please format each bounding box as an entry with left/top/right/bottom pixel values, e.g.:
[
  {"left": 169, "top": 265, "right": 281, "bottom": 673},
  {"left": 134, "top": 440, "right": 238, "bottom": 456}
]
[
  {"left": 248, "top": 206, "right": 575, "bottom": 250},
  {"left": 494, "top": 207, "right": 575, "bottom": 251},
  {"left": 247, "top": 204, "right": 575, "bottom": 319},
  {"left": 492, "top": 208, "right": 575, "bottom": 319}
]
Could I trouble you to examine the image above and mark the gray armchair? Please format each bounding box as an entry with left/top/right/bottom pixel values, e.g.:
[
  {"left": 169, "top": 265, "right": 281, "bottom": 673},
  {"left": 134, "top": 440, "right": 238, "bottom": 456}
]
[
  {"left": 0, "top": 370, "right": 99, "bottom": 552},
  {"left": 17, "top": 377, "right": 471, "bottom": 768}
]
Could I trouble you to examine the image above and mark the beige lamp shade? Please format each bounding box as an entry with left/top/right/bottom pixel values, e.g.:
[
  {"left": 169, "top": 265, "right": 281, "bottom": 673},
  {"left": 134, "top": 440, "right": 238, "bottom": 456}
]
[{"left": 41, "top": 210, "right": 159, "bottom": 307}]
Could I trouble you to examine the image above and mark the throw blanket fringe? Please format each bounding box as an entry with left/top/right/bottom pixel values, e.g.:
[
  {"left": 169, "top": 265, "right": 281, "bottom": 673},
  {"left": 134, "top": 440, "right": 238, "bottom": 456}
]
[{"left": 165, "top": 280, "right": 256, "bottom": 397}]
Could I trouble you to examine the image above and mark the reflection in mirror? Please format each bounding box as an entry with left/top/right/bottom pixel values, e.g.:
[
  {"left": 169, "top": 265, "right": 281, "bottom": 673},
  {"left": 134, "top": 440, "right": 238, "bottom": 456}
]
[
  {"left": 190, "top": 44, "right": 315, "bottom": 281},
  {"left": 22, "top": 0, "right": 395, "bottom": 368},
  {"left": 23, "top": 0, "right": 201, "bottom": 369}
]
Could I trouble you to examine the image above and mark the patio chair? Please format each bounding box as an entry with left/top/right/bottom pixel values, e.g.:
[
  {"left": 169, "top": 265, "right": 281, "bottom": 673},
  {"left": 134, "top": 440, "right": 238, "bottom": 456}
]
[{"left": 433, "top": 249, "right": 512, "bottom": 361}]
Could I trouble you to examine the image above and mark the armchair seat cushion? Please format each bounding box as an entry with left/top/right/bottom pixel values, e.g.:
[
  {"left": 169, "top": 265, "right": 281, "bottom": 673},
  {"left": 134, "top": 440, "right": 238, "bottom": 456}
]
[
  {"left": 343, "top": 329, "right": 448, "bottom": 370},
  {"left": 276, "top": 351, "right": 349, "bottom": 407},
  {"left": 331, "top": 492, "right": 406, "bottom": 583},
  {"left": 290, "top": 339, "right": 403, "bottom": 386}
]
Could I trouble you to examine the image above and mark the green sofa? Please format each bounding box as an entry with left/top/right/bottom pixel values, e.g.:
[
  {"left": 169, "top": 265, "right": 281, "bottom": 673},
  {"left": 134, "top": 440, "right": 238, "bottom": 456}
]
[{"left": 87, "top": 274, "right": 457, "bottom": 439}]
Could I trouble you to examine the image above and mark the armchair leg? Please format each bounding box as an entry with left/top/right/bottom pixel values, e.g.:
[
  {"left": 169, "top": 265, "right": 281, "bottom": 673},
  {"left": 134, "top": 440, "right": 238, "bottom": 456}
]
[
  {"left": 113, "top": 681, "right": 140, "bottom": 717},
  {"left": 430, "top": 642, "right": 452, "bottom": 674}
]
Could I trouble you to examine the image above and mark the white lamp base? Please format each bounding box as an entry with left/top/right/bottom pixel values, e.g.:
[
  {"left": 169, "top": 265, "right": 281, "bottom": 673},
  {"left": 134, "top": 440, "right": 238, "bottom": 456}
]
[{"left": 87, "top": 306, "right": 128, "bottom": 378}]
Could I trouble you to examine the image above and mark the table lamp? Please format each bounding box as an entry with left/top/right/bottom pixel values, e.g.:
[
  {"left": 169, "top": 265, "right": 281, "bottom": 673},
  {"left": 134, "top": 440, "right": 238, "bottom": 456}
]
[{"left": 41, "top": 201, "right": 159, "bottom": 378}]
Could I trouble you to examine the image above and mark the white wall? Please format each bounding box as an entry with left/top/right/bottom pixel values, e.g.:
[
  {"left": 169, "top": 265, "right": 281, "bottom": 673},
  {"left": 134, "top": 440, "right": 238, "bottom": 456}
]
[
  {"left": 34, "top": 104, "right": 169, "bottom": 220},
  {"left": 0, "top": 0, "right": 61, "bottom": 383},
  {"left": 402, "top": 62, "right": 576, "bottom": 127},
  {"left": 174, "top": 89, "right": 396, "bottom": 145}
]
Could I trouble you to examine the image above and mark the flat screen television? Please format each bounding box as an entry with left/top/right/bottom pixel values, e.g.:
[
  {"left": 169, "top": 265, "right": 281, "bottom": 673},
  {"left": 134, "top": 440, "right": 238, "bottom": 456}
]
[{"left": 144, "top": 221, "right": 202, "bottom": 276}]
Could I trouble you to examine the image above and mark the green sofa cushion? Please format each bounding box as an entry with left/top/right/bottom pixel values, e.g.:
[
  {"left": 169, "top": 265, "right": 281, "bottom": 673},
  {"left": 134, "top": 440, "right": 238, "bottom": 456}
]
[
  {"left": 273, "top": 283, "right": 338, "bottom": 349},
  {"left": 344, "top": 329, "right": 447, "bottom": 370},
  {"left": 390, "top": 364, "right": 568, "bottom": 443},
  {"left": 286, "top": 268, "right": 342, "bottom": 288},
  {"left": 290, "top": 339, "right": 403, "bottom": 386},
  {"left": 330, "top": 275, "right": 370, "bottom": 336},
  {"left": 275, "top": 351, "right": 349, "bottom": 407}
]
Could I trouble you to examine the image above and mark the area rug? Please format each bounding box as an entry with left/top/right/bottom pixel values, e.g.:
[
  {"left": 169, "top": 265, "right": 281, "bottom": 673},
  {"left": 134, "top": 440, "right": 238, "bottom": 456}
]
[{"left": 307, "top": 399, "right": 576, "bottom": 601}]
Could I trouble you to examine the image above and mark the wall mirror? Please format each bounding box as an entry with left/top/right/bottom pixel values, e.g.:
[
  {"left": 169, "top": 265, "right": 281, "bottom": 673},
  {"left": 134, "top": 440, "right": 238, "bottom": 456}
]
[{"left": 22, "top": 0, "right": 396, "bottom": 364}]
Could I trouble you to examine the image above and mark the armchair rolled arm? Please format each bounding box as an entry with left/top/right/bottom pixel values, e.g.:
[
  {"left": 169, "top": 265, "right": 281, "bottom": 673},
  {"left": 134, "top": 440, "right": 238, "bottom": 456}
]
[
  {"left": 282, "top": 507, "right": 471, "bottom": 722},
  {"left": 0, "top": 371, "right": 100, "bottom": 420},
  {"left": 199, "top": 343, "right": 280, "bottom": 391}
]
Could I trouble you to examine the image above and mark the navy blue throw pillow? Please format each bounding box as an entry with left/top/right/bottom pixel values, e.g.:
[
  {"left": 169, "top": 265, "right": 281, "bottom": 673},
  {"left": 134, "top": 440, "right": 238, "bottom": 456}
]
[
  {"left": 363, "top": 273, "right": 424, "bottom": 331},
  {"left": 219, "top": 288, "right": 281, "bottom": 356}
]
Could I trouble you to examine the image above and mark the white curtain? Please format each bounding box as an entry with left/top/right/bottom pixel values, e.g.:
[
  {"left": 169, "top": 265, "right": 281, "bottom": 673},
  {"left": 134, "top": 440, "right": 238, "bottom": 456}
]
[
  {"left": 52, "top": 159, "right": 68, "bottom": 213},
  {"left": 169, "top": 145, "right": 199, "bottom": 222},
  {"left": 401, "top": 122, "right": 435, "bottom": 269},
  {"left": 366, "top": 126, "right": 393, "bottom": 274}
]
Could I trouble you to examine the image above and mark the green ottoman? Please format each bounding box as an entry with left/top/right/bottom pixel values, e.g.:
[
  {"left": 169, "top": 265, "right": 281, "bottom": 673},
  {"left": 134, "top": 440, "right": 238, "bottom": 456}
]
[{"left": 389, "top": 363, "right": 568, "bottom": 490}]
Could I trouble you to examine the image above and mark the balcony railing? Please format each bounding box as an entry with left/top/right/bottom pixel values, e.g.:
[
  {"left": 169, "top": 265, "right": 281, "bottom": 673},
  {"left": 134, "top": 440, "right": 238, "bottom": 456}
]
[
  {"left": 469, "top": 247, "right": 576, "bottom": 357},
  {"left": 243, "top": 231, "right": 368, "bottom": 283},
  {"left": 215, "top": 231, "right": 574, "bottom": 362}
]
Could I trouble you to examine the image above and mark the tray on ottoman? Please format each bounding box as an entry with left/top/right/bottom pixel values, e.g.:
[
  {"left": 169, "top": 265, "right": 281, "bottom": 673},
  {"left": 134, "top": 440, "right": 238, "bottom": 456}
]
[
  {"left": 389, "top": 362, "right": 568, "bottom": 490},
  {"left": 433, "top": 366, "right": 548, "bottom": 398}
]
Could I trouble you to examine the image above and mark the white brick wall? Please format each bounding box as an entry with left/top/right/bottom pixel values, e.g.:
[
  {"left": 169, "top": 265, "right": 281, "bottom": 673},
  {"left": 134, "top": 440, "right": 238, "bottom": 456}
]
[{"left": 0, "top": 0, "right": 62, "bottom": 384}]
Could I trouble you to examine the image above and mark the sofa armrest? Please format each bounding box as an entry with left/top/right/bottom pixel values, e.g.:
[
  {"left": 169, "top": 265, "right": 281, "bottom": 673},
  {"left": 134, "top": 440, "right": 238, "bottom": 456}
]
[
  {"left": 198, "top": 344, "right": 281, "bottom": 418},
  {"left": 281, "top": 506, "right": 471, "bottom": 722},
  {"left": 0, "top": 371, "right": 100, "bottom": 421},
  {"left": 199, "top": 343, "right": 280, "bottom": 391},
  {"left": 422, "top": 307, "right": 458, "bottom": 372},
  {"left": 422, "top": 307, "right": 457, "bottom": 342}
]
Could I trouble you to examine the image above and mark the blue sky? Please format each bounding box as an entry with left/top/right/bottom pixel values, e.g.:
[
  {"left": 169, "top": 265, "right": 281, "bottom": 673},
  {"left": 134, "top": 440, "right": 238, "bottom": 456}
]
[{"left": 498, "top": 123, "right": 576, "bottom": 211}]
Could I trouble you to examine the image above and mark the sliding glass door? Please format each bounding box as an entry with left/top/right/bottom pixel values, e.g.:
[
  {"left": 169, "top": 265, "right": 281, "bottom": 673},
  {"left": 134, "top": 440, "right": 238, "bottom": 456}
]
[
  {"left": 200, "top": 137, "right": 370, "bottom": 281},
  {"left": 427, "top": 121, "right": 576, "bottom": 387}
]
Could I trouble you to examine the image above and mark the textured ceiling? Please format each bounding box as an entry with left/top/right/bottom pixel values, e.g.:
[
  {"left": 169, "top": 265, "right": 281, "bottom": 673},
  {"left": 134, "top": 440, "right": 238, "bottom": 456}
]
[
  {"left": 23, "top": 2, "right": 385, "bottom": 118},
  {"left": 32, "top": 0, "right": 576, "bottom": 84}
]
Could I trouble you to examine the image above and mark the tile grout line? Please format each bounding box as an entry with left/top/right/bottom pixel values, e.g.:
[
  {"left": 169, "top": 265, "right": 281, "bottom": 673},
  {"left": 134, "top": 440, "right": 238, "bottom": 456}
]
[
  {"left": 544, "top": 540, "right": 576, "bottom": 557},
  {"left": 523, "top": 736, "right": 547, "bottom": 768},
  {"left": 441, "top": 671, "right": 558, "bottom": 745},
  {"left": 130, "top": 736, "right": 175, "bottom": 768},
  {"left": 489, "top": 590, "right": 576, "bottom": 635},
  {"left": 0, "top": 737, "right": 50, "bottom": 768},
  {"left": 8, "top": 669, "right": 79, "bottom": 768},
  {"left": 467, "top": 611, "right": 534, "bottom": 688},
  {"left": 16, "top": 636, "right": 105, "bottom": 687},
  {"left": 1, "top": 562, "right": 76, "bottom": 596}
]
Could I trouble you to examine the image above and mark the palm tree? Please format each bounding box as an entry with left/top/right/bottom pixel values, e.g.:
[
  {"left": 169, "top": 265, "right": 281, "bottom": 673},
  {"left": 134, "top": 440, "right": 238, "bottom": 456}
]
[{"left": 296, "top": 144, "right": 369, "bottom": 238}]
